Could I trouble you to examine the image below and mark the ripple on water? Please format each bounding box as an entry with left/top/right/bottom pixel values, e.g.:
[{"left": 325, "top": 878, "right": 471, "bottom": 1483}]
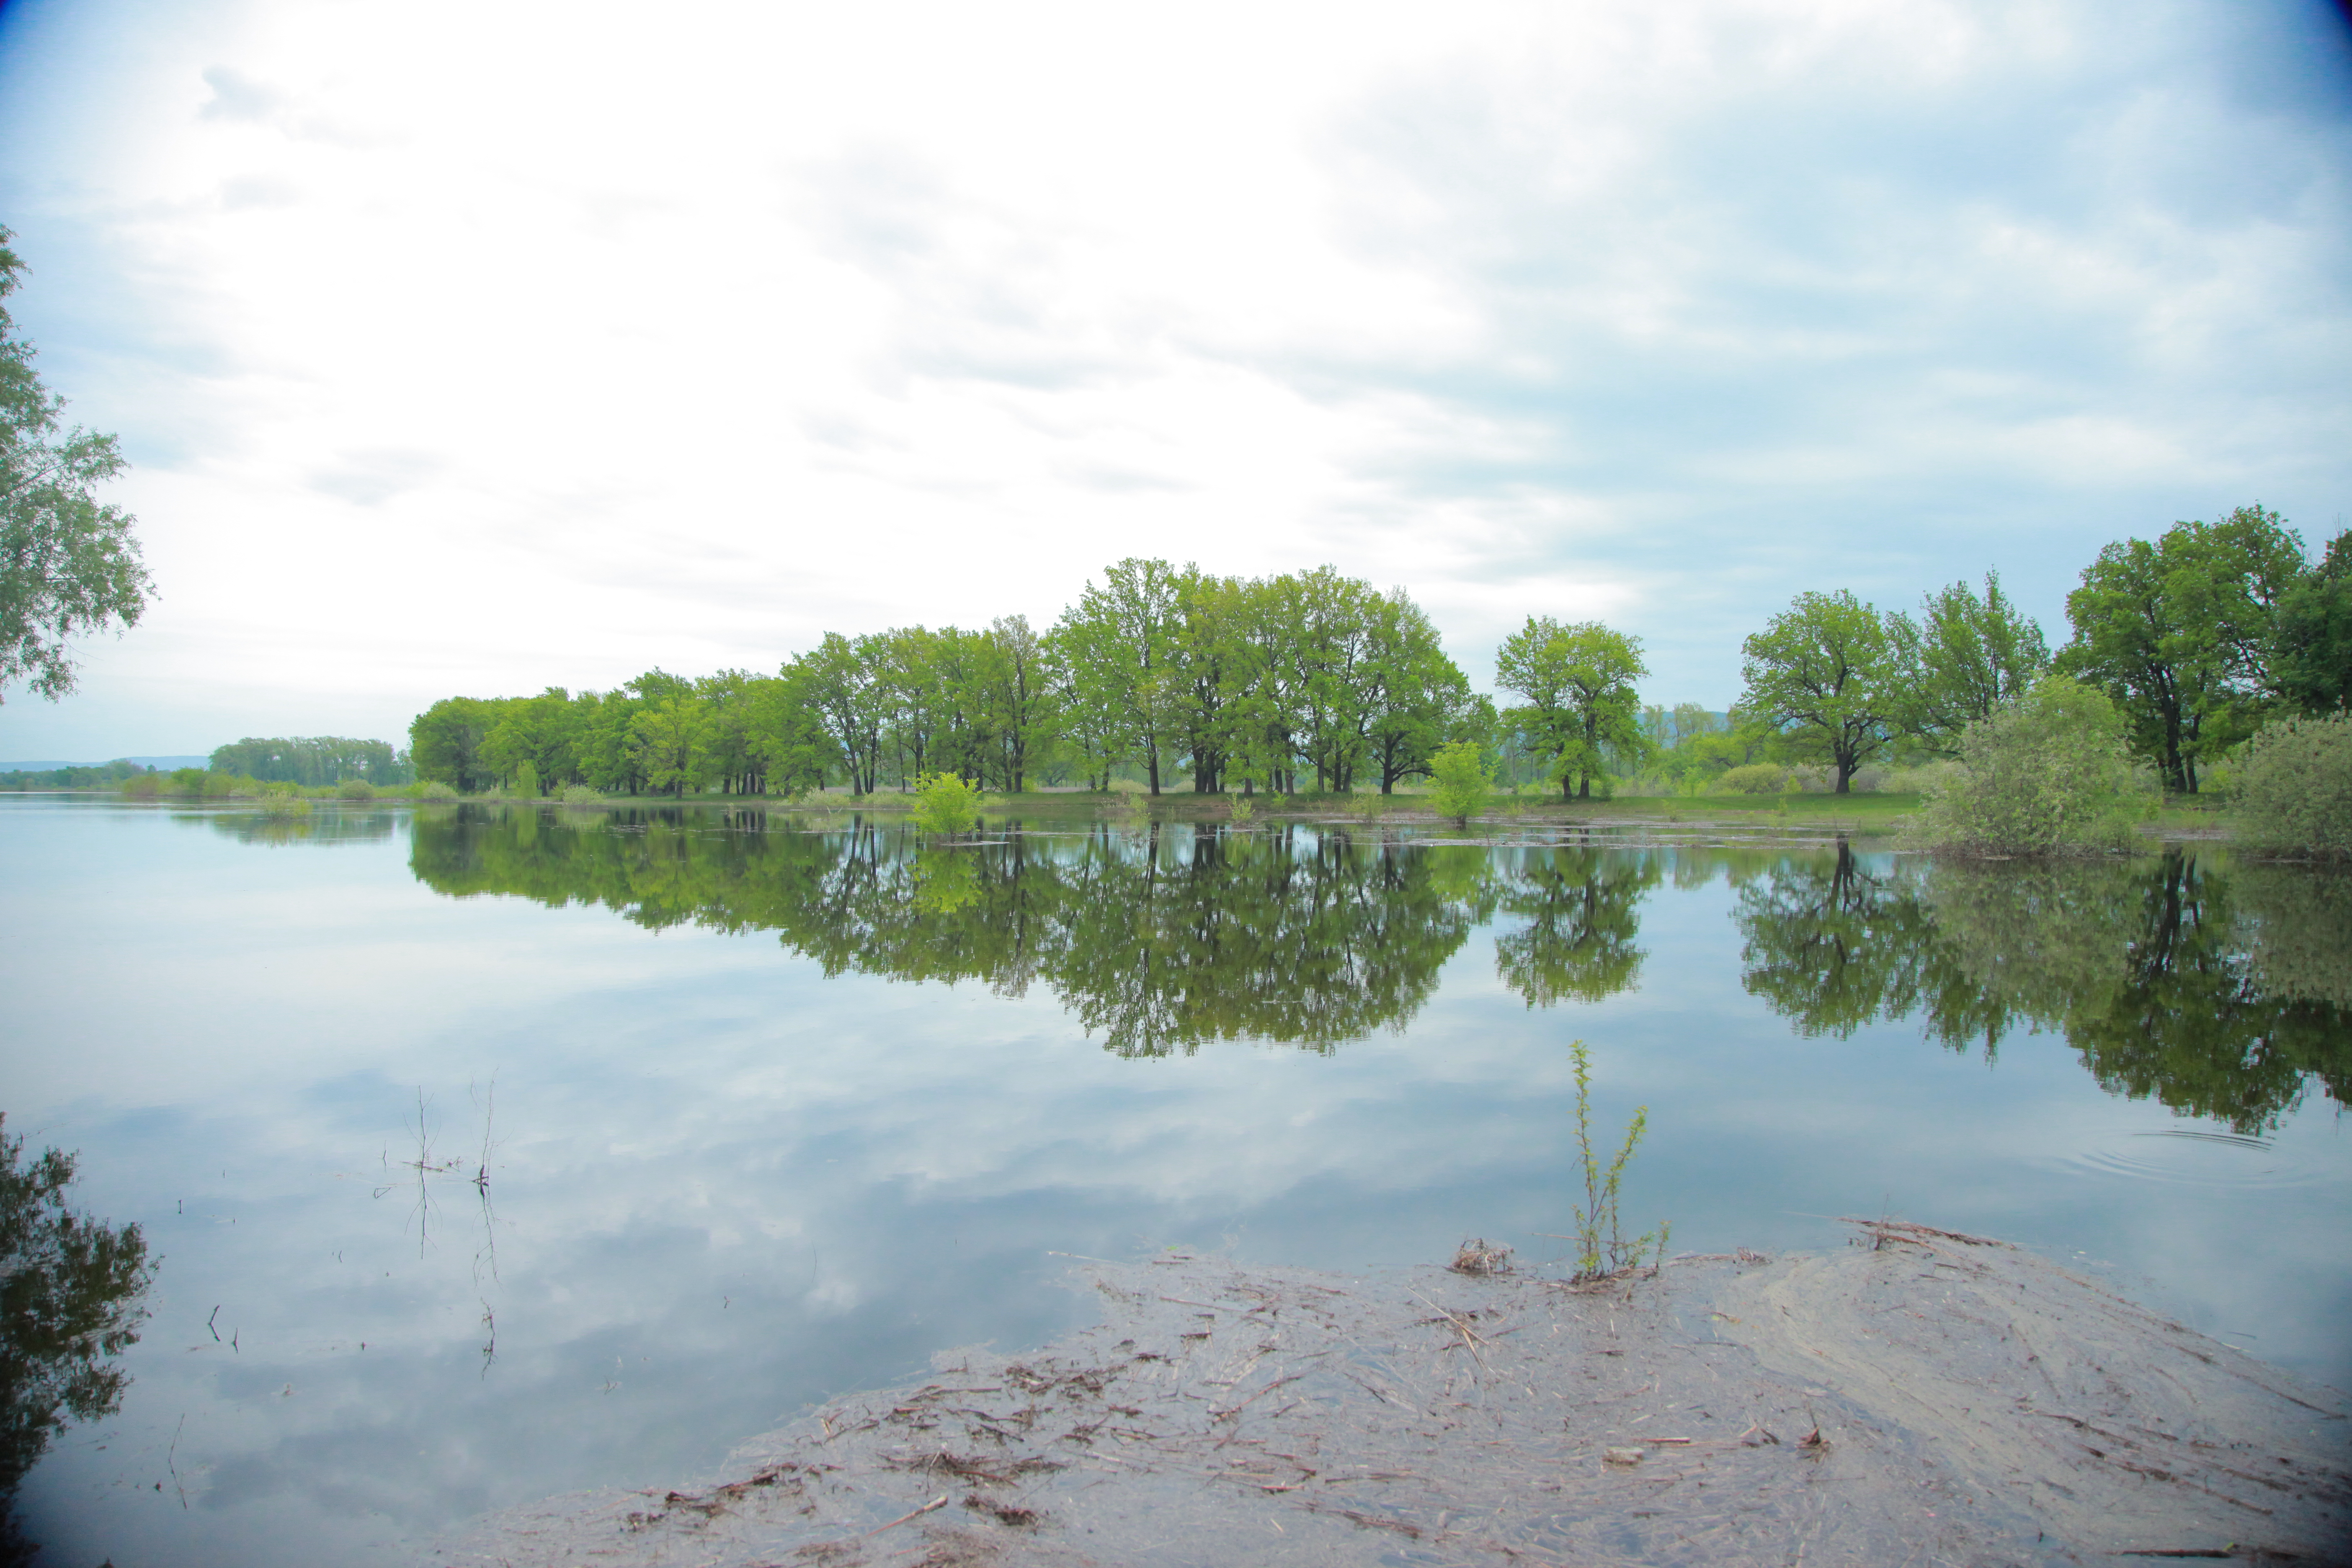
[{"left": 2058, "top": 1127, "right": 2326, "bottom": 1190}]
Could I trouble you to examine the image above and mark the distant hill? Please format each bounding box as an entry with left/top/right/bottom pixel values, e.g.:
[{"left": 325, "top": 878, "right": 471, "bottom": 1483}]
[{"left": 0, "top": 755, "right": 210, "bottom": 771}]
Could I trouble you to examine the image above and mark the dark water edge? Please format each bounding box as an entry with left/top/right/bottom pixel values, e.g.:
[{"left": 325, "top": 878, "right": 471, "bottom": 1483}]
[{"left": 2, "top": 799, "right": 2345, "bottom": 1568}]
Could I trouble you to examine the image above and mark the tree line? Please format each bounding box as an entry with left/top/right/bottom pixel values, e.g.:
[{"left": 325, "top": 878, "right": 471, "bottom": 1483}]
[
  {"left": 409, "top": 505, "right": 2350, "bottom": 799},
  {"left": 411, "top": 561, "right": 1481, "bottom": 798}
]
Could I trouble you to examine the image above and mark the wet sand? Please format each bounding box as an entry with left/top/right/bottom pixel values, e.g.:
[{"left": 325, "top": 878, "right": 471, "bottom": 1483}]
[{"left": 430, "top": 1221, "right": 2350, "bottom": 1566}]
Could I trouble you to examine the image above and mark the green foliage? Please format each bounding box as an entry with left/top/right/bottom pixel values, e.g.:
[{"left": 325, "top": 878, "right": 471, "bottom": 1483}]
[
  {"left": 558, "top": 782, "right": 603, "bottom": 807},
  {"left": 1564, "top": 1041, "right": 1666, "bottom": 1284},
  {"left": 260, "top": 788, "right": 312, "bottom": 818},
  {"left": 1715, "top": 762, "right": 1788, "bottom": 794},
  {"left": 211, "top": 736, "right": 408, "bottom": 787},
  {"left": 1426, "top": 739, "right": 1491, "bottom": 825},
  {"left": 2233, "top": 711, "right": 2352, "bottom": 860},
  {"left": 2273, "top": 529, "right": 2352, "bottom": 714},
  {"left": 0, "top": 230, "right": 154, "bottom": 704},
  {"left": 2057, "top": 505, "right": 2307, "bottom": 792},
  {"left": 0, "top": 1116, "right": 155, "bottom": 1505},
  {"left": 1496, "top": 617, "right": 1650, "bottom": 798},
  {"left": 336, "top": 777, "right": 375, "bottom": 801},
  {"left": 1738, "top": 589, "right": 1907, "bottom": 792},
  {"left": 1892, "top": 571, "right": 2051, "bottom": 750},
  {"left": 1905, "top": 677, "right": 2147, "bottom": 855},
  {"left": 1226, "top": 793, "right": 1256, "bottom": 825},
  {"left": 912, "top": 771, "right": 984, "bottom": 836},
  {"left": 1493, "top": 849, "right": 1659, "bottom": 1005},
  {"left": 420, "top": 779, "right": 459, "bottom": 801}
]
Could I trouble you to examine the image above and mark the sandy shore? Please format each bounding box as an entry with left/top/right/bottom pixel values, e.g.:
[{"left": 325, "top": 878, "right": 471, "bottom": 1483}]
[{"left": 428, "top": 1220, "right": 2350, "bottom": 1566}]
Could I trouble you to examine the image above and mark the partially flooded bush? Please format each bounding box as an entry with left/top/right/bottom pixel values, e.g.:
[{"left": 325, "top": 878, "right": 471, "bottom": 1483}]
[
  {"left": 1427, "top": 740, "right": 1491, "bottom": 826},
  {"left": 259, "top": 788, "right": 311, "bottom": 818},
  {"left": 336, "top": 777, "right": 374, "bottom": 801},
  {"left": 420, "top": 780, "right": 459, "bottom": 802},
  {"left": 2233, "top": 712, "right": 2352, "bottom": 860},
  {"left": 1716, "top": 763, "right": 1787, "bottom": 794},
  {"left": 912, "top": 771, "right": 983, "bottom": 836},
  {"left": 558, "top": 782, "right": 603, "bottom": 807},
  {"left": 118, "top": 771, "right": 162, "bottom": 800},
  {"left": 1905, "top": 677, "right": 2147, "bottom": 856}
]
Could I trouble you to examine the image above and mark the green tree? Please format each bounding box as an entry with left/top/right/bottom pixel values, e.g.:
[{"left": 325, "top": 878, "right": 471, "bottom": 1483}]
[
  {"left": 1738, "top": 590, "right": 1906, "bottom": 793},
  {"left": 2056, "top": 505, "right": 2307, "bottom": 792},
  {"left": 1892, "top": 571, "right": 2050, "bottom": 750},
  {"left": 791, "top": 633, "right": 889, "bottom": 794},
  {"left": 630, "top": 696, "right": 708, "bottom": 796},
  {"left": 410, "top": 697, "right": 505, "bottom": 792},
  {"left": 1054, "top": 558, "right": 1188, "bottom": 794},
  {"left": 2273, "top": 528, "right": 2352, "bottom": 714},
  {"left": 1497, "top": 617, "right": 1651, "bottom": 798},
  {"left": 0, "top": 230, "right": 154, "bottom": 704}
]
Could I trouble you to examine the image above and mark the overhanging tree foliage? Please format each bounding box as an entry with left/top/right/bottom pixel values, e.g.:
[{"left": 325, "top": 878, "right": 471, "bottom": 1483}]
[{"left": 0, "top": 229, "right": 153, "bottom": 704}]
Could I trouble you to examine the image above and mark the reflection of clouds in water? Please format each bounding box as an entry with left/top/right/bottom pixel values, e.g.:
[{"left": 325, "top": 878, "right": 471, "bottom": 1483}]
[{"left": 7, "top": 806, "right": 2351, "bottom": 1568}]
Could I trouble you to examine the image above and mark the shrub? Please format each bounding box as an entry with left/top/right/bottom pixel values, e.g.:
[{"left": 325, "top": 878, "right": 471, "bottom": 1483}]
[
  {"left": 420, "top": 780, "right": 460, "bottom": 802},
  {"left": 1716, "top": 763, "right": 1788, "bottom": 794},
  {"left": 337, "top": 778, "right": 374, "bottom": 801},
  {"left": 1904, "top": 676, "right": 2147, "bottom": 855},
  {"left": 559, "top": 783, "right": 603, "bottom": 807},
  {"left": 1426, "top": 740, "right": 1491, "bottom": 826},
  {"left": 911, "top": 771, "right": 983, "bottom": 836},
  {"left": 2233, "top": 711, "right": 2352, "bottom": 860},
  {"left": 119, "top": 772, "right": 162, "bottom": 800},
  {"left": 259, "top": 788, "right": 311, "bottom": 818}
]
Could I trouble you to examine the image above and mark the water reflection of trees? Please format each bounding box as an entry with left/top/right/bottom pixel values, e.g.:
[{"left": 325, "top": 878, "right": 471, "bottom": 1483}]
[
  {"left": 1, "top": 1121, "right": 154, "bottom": 1556},
  {"left": 1491, "top": 848, "right": 1660, "bottom": 1006},
  {"left": 411, "top": 811, "right": 1565, "bottom": 1055},
  {"left": 194, "top": 808, "right": 403, "bottom": 846},
  {"left": 1736, "top": 844, "right": 2352, "bottom": 1132}
]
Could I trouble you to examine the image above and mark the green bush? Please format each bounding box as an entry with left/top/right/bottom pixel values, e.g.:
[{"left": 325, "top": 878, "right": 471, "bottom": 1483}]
[
  {"left": 336, "top": 778, "right": 374, "bottom": 801},
  {"left": 911, "top": 771, "right": 983, "bottom": 836},
  {"left": 1904, "top": 676, "right": 2147, "bottom": 855},
  {"left": 1716, "top": 763, "right": 1787, "bottom": 794},
  {"left": 559, "top": 783, "right": 603, "bottom": 807},
  {"left": 420, "top": 780, "right": 460, "bottom": 802},
  {"left": 2233, "top": 711, "right": 2352, "bottom": 860},
  {"left": 1427, "top": 740, "right": 1491, "bottom": 826},
  {"left": 119, "top": 772, "right": 163, "bottom": 800},
  {"left": 259, "top": 788, "right": 311, "bottom": 818}
]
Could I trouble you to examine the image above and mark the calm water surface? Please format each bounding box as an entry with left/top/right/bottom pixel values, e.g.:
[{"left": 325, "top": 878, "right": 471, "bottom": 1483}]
[{"left": 3, "top": 798, "right": 2347, "bottom": 1567}]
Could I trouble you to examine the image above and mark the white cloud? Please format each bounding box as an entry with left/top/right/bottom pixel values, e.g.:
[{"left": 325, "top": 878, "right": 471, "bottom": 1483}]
[{"left": 0, "top": 0, "right": 2346, "bottom": 757}]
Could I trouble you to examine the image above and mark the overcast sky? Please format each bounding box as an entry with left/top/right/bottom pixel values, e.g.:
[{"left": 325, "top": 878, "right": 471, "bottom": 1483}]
[{"left": 2, "top": 0, "right": 2348, "bottom": 760}]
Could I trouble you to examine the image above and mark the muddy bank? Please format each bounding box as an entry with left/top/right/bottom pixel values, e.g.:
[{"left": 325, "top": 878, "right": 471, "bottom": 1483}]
[{"left": 429, "top": 1221, "right": 2350, "bottom": 1566}]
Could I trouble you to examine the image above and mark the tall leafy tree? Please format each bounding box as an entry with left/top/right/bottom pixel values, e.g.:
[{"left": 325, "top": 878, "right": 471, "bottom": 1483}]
[
  {"left": 791, "top": 633, "right": 889, "bottom": 794},
  {"left": 1738, "top": 590, "right": 1905, "bottom": 793},
  {"left": 1497, "top": 617, "right": 1651, "bottom": 798},
  {"left": 1054, "top": 557, "right": 1187, "bottom": 794},
  {"left": 2056, "top": 505, "right": 2306, "bottom": 792},
  {"left": 2274, "top": 528, "right": 2352, "bottom": 714},
  {"left": 0, "top": 230, "right": 154, "bottom": 704},
  {"left": 980, "top": 614, "right": 1058, "bottom": 792},
  {"left": 1892, "top": 571, "right": 2050, "bottom": 750}
]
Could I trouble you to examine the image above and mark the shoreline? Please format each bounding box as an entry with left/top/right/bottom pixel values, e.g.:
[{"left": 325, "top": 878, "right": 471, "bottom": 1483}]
[{"left": 428, "top": 1221, "right": 2351, "bottom": 1567}]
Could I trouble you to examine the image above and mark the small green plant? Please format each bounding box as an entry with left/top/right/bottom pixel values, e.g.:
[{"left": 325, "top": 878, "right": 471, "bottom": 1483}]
[
  {"left": 259, "top": 788, "right": 311, "bottom": 818},
  {"left": 420, "top": 780, "right": 460, "bottom": 802},
  {"left": 558, "top": 782, "right": 603, "bottom": 807},
  {"left": 337, "top": 777, "right": 375, "bottom": 801},
  {"left": 1227, "top": 793, "right": 1255, "bottom": 826},
  {"left": 1566, "top": 1039, "right": 1667, "bottom": 1284},
  {"left": 912, "top": 771, "right": 983, "bottom": 836},
  {"left": 1427, "top": 740, "right": 1491, "bottom": 827}
]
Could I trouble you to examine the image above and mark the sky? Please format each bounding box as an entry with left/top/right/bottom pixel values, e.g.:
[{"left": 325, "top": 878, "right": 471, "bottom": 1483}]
[{"left": 1, "top": 0, "right": 2349, "bottom": 761}]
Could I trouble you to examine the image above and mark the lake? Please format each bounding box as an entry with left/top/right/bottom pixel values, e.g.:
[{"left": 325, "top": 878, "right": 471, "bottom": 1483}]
[{"left": 2, "top": 797, "right": 2346, "bottom": 1567}]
